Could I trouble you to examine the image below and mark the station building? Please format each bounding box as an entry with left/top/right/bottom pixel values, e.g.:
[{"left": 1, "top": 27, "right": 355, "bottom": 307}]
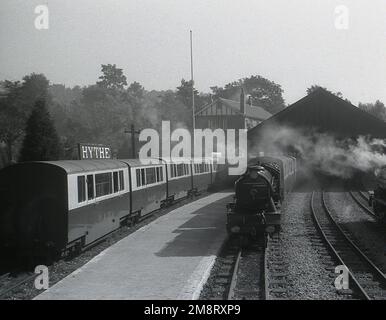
[
  {"left": 195, "top": 89, "right": 272, "bottom": 131},
  {"left": 248, "top": 88, "right": 386, "bottom": 148}
]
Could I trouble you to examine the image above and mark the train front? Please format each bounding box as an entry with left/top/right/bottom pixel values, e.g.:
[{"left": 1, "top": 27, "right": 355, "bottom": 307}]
[{"left": 226, "top": 165, "right": 279, "bottom": 243}]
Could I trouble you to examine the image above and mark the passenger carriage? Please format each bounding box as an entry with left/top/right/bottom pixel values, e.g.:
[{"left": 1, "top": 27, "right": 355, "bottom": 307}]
[
  {"left": 160, "top": 157, "right": 193, "bottom": 203},
  {"left": 122, "top": 159, "right": 167, "bottom": 221},
  {"left": 0, "top": 160, "right": 130, "bottom": 258},
  {"left": 0, "top": 156, "right": 217, "bottom": 262},
  {"left": 192, "top": 157, "right": 213, "bottom": 193}
]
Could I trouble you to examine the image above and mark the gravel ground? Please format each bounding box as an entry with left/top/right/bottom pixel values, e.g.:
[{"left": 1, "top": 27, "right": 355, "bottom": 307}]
[
  {"left": 1, "top": 191, "right": 210, "bottom": 300},
  {"left": 324, "top": 191, "right": 386, "bottom": 273},
  {"left": 280, "top": 192, "right": 345, "bottom": 300}
]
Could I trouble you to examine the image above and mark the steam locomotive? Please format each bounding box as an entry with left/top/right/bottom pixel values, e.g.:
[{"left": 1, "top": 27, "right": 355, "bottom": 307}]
[
  {"left": 368, "top": 166, "right": 386, "bottom": 223},
  {"left": 226, "top": 155, "right": 296, "bottom": 244}
]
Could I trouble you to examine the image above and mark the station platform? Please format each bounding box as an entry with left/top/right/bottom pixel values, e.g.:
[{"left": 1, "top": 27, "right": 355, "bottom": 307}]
[{"left": 35, "top": 192, "right": 232, "bottom": 300}]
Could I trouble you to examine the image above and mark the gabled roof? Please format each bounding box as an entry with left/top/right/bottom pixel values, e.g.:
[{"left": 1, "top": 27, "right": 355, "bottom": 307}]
[
  {"left": 196, "top": 97, "right": 271, "bottom": 121},
  {"left": 248, "top": 88, "right": 386, "bottom": 139}
]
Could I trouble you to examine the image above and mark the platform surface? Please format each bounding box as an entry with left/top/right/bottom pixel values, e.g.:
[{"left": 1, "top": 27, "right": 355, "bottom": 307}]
[{"left": 35, "top": 192, "right": 232, "bottom": 300}]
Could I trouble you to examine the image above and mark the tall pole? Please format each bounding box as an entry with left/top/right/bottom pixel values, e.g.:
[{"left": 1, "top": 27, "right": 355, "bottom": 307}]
[
  {"left": 131, "top": 124, "right": 136, "bottom": 158},
  {"left": 190, "top": 30, "right": 195, "bottom": 158},
  {"left": 190, "top": 30, "right": 195, "bottom": 132}
]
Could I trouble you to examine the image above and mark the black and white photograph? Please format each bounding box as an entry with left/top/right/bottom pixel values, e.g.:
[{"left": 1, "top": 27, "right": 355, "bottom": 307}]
[{"left": 0, "top": 0, "right": 386, "bottom": 308}]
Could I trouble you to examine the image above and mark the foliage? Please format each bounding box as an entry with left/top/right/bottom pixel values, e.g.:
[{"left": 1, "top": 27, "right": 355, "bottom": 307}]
[
  {"left": 97, "top": 64, "right": 128, "bottom": 90},
  {"left": 0, "top": 73, "right": 50, "bottom": 161},
  {"left": 19, "top": 99, "right": 62, "bottom": 161},
  {"left": 210, "top": 75, "right": 285, "bottom": 114},
  {"left": 358, "top": 100, "right": 386, "bottom": 122}
]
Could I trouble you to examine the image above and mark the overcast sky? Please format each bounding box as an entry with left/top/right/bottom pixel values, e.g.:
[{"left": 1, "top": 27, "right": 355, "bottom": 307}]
[{"left": 0, "top": 0, "right": 385, "bottom": 106}]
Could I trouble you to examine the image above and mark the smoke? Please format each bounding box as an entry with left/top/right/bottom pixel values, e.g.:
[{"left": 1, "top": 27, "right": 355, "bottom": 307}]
[{"left": 251, "top": 124, "right": 386, "bottom": 179}]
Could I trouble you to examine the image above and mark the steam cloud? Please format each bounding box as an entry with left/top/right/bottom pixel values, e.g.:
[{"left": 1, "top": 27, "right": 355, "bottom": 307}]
[{"left": 251, "top": 125, "right": 386, "bottom": 179}]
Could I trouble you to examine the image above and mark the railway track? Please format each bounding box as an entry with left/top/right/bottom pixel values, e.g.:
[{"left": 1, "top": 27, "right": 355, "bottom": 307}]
[
  {"left": 311, "top": 191, "right": 386, "bottom": 300},
  {"left": 227, "top": 241, "right": 266, "bottom": 300},
  {"left": 224, "top": 233, "right": 288, "bottom": 300},
  {"left": 202, "top": 235, "right": 268, "bottom": 300},
  {"left": 0, "top": 273, "right": 36, "bottom": 299},
  {"left": 348, "top": 190, "right": 376, "bottom": 219}
]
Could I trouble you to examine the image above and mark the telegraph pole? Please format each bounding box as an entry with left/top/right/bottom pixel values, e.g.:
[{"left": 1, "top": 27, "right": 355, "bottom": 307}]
[{"left": 124, "top": 124, "right": 141, "bottom": 158}]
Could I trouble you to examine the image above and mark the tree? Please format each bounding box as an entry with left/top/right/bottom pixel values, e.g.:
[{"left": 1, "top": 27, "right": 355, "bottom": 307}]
[
  {"left": 358, "top": 100, "right": 386, "bottom": 121},
  {"left": 19, "top": 99, "right": 62, "bottom": 161},
  {"left": 0, "top": 74, "right": 50, "bottom": 161},
  {"left": 127, "top": 81, "right": 144, "bottom": 99},
  {"left": 97, "top": 64, "right": 127, "bottom": 90},
  {"left": 211, "top": 75, "right": 285, "bottom": 114},
  {"left": 306, "top": 85, "right": 343, "bottom": 98},
  {"left": 176, "top": 79, "right": 198, "bottom": 108}
]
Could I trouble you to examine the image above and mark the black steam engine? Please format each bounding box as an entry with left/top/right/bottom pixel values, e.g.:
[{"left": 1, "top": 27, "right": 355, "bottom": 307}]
[
  {"left": 369, "top": 166, "right": 386, "bottom": 223},
  {"left": 226, "top": 155, "right": 296, "bottom": 244}
]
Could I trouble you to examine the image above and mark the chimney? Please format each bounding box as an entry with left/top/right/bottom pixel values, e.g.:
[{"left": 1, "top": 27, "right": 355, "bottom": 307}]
[{"left": 240, "top": 88, "right": 245, "bottom": 115}]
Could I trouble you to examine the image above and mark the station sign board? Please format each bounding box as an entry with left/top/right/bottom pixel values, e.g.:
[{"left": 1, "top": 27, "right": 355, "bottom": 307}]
[{"left": 78, "top": 143, "right": 112, "bottom": 160}]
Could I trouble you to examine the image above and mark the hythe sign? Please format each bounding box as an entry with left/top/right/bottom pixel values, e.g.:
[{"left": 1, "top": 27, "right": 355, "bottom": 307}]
[{"left": 78, "top": 143, "right": 112, "bottom": 160}]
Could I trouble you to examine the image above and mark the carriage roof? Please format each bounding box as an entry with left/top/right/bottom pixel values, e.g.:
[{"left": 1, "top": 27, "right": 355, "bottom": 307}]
[{"left": 16, "top": 160, "right": 127, "bottom": 175}]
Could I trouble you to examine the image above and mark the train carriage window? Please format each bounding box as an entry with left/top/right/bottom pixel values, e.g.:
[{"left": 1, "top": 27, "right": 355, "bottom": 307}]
[
  {"left": 119, "top": 170, "right": 124, "bottom": 190},
  {"left": 146, "top": 167, "right": 156, "bottom": 184},
  {"left": 136, "top": 169, "right": 141, "bottom": 187},
  {"left": 113, "top": 171, "right": 119, "bottom": 193},
  {"left": 177, "top": 163, "right": 183, "bottom": 176},
  {"left": 141, "top": 168, "right": 145, "bottom": 185},
  {"left": 156, "top": 167, "right": 160, "bottom": 182},
  {"left": 77, "top": 176, "right": 86, "bottom": 203},
  {"left": 87, "top": 174, "right": 94, "bottom": 199},
  {"left": 95, "top": 172, "right": 112, "bottom": 197},
  {"left": 160, "top": 166, "right": 163, "bottom": 181}
]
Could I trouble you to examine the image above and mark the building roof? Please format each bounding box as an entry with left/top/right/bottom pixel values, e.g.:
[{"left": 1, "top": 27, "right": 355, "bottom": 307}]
[
  {"left": 196, "top": 97, "right": 272, "bottom": 121},
  {"left": 248, "top": 88, "right": 386, "bottom": 139}
]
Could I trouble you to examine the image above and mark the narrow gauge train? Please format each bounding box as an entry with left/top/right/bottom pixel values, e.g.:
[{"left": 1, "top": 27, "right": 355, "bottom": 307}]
[
  {"left": 0, "top": 157, "right": 216, "bottom": 262},
  {"left": 226, "top": 155, "right": 296, "bottom": 244},
  {"left": 368, "top": 166, "right": 386, "bottom": 223}
]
